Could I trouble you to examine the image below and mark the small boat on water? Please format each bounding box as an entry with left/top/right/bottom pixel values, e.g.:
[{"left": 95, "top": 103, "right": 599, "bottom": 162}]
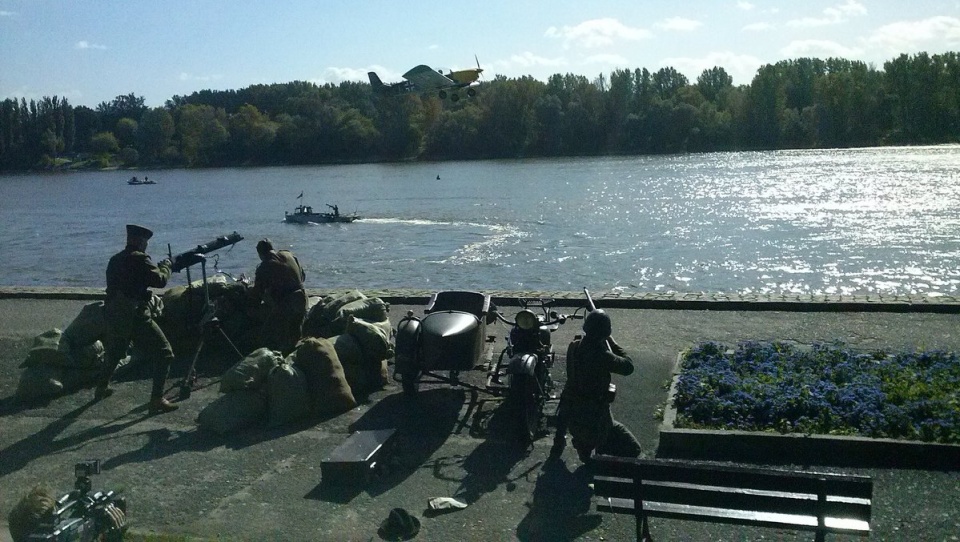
[
  {"left": 285, "top": 203, "right": 360, "bottom": 224},
  {"left": 128, "top": 176, "right": 156, "bottom": 185}
]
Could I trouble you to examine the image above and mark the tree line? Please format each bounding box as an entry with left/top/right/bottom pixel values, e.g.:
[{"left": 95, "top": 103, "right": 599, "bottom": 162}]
[{"left": 1, "top": 51, "right": 958, "bottom": 172}]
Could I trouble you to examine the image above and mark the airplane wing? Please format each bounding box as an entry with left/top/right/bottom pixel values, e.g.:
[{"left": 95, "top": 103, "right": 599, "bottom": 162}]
[{"left": 402, "top": 65, "right": 457, "bottom": 90}]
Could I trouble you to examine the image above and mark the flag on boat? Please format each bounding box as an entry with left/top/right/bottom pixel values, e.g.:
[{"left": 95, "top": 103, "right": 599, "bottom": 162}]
[{"left": 297, "top": 191, "right": 303, "bottom": 199}]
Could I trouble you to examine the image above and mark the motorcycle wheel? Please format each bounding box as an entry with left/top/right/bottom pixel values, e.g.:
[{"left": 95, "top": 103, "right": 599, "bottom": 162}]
[{"left": 511, "top": 373, "right": 542, "bottom": 443}]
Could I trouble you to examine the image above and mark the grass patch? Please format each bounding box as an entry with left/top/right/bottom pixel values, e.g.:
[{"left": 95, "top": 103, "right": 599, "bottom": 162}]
[{"left": 672, "top": 341, "right": 960, "bottom": 444}]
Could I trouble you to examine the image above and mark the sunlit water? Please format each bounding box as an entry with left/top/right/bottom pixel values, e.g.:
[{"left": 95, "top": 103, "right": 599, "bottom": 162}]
[{"left": 1, "top": 145, "right": 959, "bottom": 296}]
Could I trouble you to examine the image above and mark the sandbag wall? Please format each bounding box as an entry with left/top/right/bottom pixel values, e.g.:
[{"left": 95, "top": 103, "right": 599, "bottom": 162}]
[
  {"left": 15, "top": 301, "right": 107, "bottom": 401},
  {"left": 197, "top": 290, "right": 392, "bottom": 434}
]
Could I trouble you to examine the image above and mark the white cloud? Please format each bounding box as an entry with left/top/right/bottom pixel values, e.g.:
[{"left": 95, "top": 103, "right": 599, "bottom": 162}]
[
  {"left": 315, "top": 65, "right": 405, "bottom": 85},
  {"left": 581, "top": 53, "right": 630, "bottom": 67},
  {"left": 863, "top": 16, "right": 960, "bottom": 53},
  {"left": 788, "top": 0, "right": 867, "bottom": 27},
  {"left": 737, "top": 1, "right": 755, "bottom": 10},
  {"left": 780, "top": 39, "right": 864, "bottom": 58},
  {"left": 743, "top": 22, "right": 773, "bottom": 32},
  {"left": 545, "top": 18, "right": 652, "bottom": 49},
  {"left": 75, "top": 41, "right": 107, "bottom": 50},
  {"left": 178, "top": 72, "right": 223, "bottom": 83},
  {"left": 661, "top": 51, "right": 763, "bottom": 86},
  {"left": 656, "top": 17, "right": 703, "bottom": 32},
  {"left": 0, "top": 10, "right": 16, "bottom": 16},
  {"left": 498, "top": 52, "right": 567, "bottom": 70}
]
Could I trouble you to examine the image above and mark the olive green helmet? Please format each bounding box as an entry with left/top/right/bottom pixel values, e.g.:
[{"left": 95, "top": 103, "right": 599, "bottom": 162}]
[{"left": 583, "top": 309, "right": 612, "bottom": 339}]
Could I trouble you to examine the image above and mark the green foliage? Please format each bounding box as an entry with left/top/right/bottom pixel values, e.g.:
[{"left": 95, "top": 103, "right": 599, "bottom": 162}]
[
  {"left": 89, "top": 131, "right": 119, "bottom": 155},
  {"left": 1, "top": 51, "right": 959, "bottom": 171}
]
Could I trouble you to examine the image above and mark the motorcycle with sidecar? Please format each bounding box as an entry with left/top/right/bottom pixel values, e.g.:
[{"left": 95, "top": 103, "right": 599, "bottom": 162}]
[{"left": 393, "top": 290, "right": 584, "bottom": 442}]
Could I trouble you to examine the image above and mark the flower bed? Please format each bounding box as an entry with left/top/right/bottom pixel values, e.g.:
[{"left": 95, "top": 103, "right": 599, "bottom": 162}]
[{"left": 672, "top": 341, "right": 960, "bottom": 444}]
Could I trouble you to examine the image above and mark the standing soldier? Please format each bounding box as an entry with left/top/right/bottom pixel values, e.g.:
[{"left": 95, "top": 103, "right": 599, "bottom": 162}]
[
  {"left": 552, "top": 309, "right": 641, "bottom": 462},
  {"left": 251, "top": 239, "right": 307, "bottom": 355},
  {"left": 97, "top": 224, "right": 179, "bottom": 414}
]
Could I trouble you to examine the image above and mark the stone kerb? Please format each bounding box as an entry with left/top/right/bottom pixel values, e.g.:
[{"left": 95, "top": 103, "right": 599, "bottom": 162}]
[
  {"left": 3, "top": 287, "right": 960, "bottom": 313},
  {"left": 658, "top": 353, "right": 960, "bottom": 469}
]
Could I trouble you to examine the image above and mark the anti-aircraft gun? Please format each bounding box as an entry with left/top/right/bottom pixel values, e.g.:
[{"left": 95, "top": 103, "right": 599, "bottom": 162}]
[
  {"left": 25, "top": 460, "right": 126, "bottom": 541},
  {"left": 167, "top": 232, "right": 245, "bottom": 399}
]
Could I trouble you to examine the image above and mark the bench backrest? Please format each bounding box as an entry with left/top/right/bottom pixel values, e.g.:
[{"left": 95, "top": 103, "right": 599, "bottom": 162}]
[{"left": 594, "top": 455, "right": 872, "bottom": 540}]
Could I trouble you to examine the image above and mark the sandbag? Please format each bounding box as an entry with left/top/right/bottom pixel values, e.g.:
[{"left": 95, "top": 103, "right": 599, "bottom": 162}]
[
  {"left": 303, "top": 290, "right": 367, "bottom": 338},
  {"left": 60, "top": 301, "right": 106, "bottom": 351},
  {"left": 266, "top": 362, "right": 311, "bottom": 427},
  {"left": 346, "top": 317, "right": 394, "bottom": 362},
  {"left": 331, "top": 298, "right": 390, "bottom": 334},
  {"left": 21, "top": 329, "right": 69, "bottom": 368},
  {"left": 15, "top": 365, "right": 64, "bottom": 400},
  {"left": 196, "top": 389, "right": 268, "bottom": 434},
  {"left": 293, "top": 337, "right": 356, "bottom": 414},
  {"left": 332, "top": 334, "right": 365, "bottom": 393},
  {"left": 59, "top": 366, "right": 100, "bottom": 390},
  {"left": 220, "top": 348, "right": 283, "bottom": 392},
  {"left": 68, "top": 340, "right": 106, "bottom": 370}
]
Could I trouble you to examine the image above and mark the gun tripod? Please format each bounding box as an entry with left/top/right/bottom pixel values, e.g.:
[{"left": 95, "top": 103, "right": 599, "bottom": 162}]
[{"left": 178, "top": 255, "right": 243, "bottom": 400}]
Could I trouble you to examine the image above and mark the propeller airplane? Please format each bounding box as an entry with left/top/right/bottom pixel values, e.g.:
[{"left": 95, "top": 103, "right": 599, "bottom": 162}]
[{"left": 369, "top": 56, "right": 484, "bottom": 101}]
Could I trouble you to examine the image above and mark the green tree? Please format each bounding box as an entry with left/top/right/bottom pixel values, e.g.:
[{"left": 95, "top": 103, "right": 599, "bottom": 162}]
[
  {"left": 138, "top": 107, "right": 175, "bottom": 164},
  {"left": 227, "top": 104, "right": 278, "bottom": 164},
  {"left": 90, "top": 131, "right": 119, "bottom": 155},
  {"left": 115, "top": 117, "right": 138, "bottom": 149},
  {"left": 176, "top": 104, "right": 229, "bottom": 166}
]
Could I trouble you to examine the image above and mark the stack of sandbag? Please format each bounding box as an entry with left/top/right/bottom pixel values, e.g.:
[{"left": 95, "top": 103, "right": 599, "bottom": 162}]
[
  {"left": 292, "top": 337, "right": 357, "bottom": 415},
  {"left": 302, "top": 290, "right": 367, "bottom": 338},
  {"left": 58, "top": 301, "right": 107, "bottom": 364},
  {"left": 159, "top": 274, "right": 259, "bottom": 357},
  {"left": 198, "top": 348, "right": 276, "bottom": 434},
  {"left": 197, "top": 347, "right": 314, "bottom": 433},
  {"left": 302, "top": 291, "right": 393, "bottom": 396},
  {"left": 16, "top": 329, "right": 104, "bottom": 401}
]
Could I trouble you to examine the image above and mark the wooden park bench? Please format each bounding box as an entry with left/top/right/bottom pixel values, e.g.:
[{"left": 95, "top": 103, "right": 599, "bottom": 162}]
[{"left": 593, "top": 455, "right": 872, "bottom": 541}]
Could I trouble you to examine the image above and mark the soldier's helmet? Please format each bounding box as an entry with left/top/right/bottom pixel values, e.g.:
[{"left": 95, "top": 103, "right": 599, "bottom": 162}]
[{"left": 583, "top": 309, "right": 612, "bottom": 339}]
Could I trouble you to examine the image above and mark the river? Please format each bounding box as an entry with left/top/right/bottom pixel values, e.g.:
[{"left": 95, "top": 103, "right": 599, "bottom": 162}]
[{"left": 1, "top": 145, "right": 959, "bottom": 296}]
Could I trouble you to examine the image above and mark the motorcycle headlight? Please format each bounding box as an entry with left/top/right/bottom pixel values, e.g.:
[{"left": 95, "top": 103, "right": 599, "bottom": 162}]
[{"left": 516, "top": 309, "right": 539, "bottom": 330}]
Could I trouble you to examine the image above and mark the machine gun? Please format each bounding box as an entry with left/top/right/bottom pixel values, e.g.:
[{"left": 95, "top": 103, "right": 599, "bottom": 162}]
[
  {"left": 167, "top": 232, "right": 246, "bottom": 399},
  {"left": 169, "top": 231, "right": 244, "bottom": 273},
  {"left": 26, "top": 460, "right": 126, "bottom": 541}
]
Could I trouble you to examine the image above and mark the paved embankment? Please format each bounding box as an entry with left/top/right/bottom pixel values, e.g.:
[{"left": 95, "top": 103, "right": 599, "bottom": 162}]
[{"left": 1, "top": 288, "right": 959, "bottom": 541}]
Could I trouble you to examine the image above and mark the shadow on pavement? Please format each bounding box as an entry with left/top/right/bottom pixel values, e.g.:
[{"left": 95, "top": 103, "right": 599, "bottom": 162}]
[
  {"left": 305, "top": 387, "right": 468, "bottom": 504},
  {"left": 515, "top": 458, "right": 600, "bottom": 542}
]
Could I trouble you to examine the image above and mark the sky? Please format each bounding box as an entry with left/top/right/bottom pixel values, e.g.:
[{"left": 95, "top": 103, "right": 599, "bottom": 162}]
[{"left": 1, "top": 1, "right": 959, "bottom": 108}]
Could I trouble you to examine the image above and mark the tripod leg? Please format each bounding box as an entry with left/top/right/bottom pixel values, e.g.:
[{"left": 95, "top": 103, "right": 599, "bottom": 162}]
[
  {"left": 180, "top": 334, "right": 205, "bottom": 400},
  {"left": 217, "top": 326, "right": 244, "bottom": 360}
]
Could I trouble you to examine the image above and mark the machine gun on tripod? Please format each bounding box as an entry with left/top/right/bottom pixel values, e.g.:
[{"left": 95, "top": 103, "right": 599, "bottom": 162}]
[{"left": 168, "top": 232, "right": 245, "bottom": 399}]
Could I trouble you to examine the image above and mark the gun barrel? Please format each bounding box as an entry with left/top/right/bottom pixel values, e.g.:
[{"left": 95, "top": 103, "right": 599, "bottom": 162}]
[
  {"left": 583, "top": 287, "right": 597, "bottom": 312},
  {"left": 171, "top": 231, "right": 244, "bottom": 272}
]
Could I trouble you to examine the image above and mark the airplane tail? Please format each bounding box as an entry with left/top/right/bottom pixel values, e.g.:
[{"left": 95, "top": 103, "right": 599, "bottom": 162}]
[{"left": 368, "top": 72, "right": 385, "bottom": 91}]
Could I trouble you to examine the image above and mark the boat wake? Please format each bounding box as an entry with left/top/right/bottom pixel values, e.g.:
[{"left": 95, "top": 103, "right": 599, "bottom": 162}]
[{"left": 361, "top": 218, "right": 527, "bottom": 264}]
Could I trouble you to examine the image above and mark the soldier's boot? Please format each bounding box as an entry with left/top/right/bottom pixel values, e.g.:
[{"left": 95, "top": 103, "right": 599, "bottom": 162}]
[{"left": 149, "top": 397, "right": 179, "bottom": 414}]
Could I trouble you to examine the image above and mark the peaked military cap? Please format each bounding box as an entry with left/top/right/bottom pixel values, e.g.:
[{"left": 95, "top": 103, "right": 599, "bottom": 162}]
[{"left": 126, "top": 224, "right": 154, "bottom": 240}]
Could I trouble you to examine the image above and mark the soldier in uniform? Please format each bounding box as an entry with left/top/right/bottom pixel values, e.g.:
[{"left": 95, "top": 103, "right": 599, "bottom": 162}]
[
  {"left": 552, "top": 309, "right": 641, "bottom": 462},
  {"left": 251, "top": 238, "right": 307, "bottom": 355},
  {"left": 96, "top": 224, "right": 179, "bottom": 414}
]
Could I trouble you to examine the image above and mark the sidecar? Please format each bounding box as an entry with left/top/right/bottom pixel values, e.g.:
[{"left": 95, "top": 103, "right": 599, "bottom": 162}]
[{"left": 394, "top": 291, "right": 492, "bottom": 396}]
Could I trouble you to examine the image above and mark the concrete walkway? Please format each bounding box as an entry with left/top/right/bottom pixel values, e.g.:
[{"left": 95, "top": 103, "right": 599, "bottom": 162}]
[{"left": 1, "top": 290, "right": 959, "bottom": 541}]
